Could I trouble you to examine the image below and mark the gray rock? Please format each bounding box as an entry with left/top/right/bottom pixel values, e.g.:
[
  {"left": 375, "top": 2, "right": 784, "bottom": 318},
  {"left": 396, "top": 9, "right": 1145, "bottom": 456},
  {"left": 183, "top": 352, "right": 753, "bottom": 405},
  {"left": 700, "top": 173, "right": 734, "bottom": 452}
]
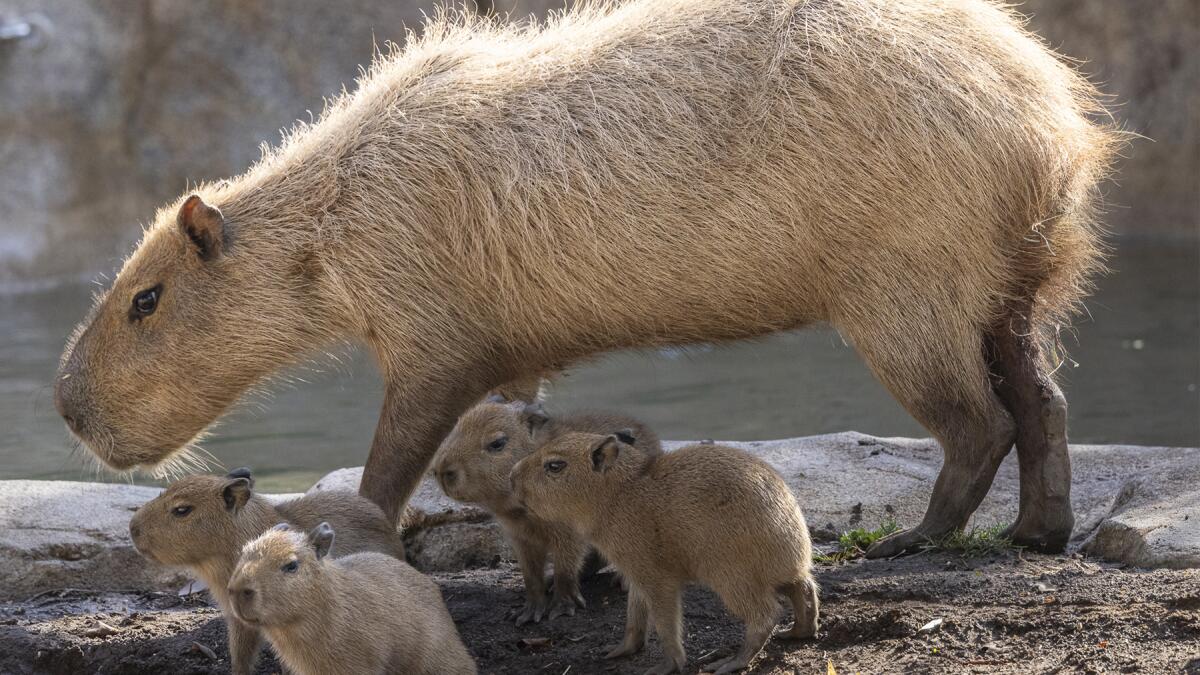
[
  {"left": 2, "top": 434, "right": 1196, "bottom": 600},
  {"left": 1074, "top": 445, "right": 1200, "bottom": 569},
  {"left": 309, "top": 433, "right": 1200, "bottom": 571},
  {"left": 0, "top": 481, "right": 184, "bottom": 601}
]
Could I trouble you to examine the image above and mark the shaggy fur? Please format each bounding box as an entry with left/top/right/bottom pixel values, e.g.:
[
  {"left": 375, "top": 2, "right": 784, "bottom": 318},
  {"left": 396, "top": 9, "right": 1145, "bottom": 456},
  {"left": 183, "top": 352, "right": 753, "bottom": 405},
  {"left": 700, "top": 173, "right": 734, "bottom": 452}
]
[
  {"left": 57, "top": 0, "right": 1119, "bottom": 551},
  {"left": 512, "top": 433, "right": 819, "bottom": 675},
  {"left": 433, "top": 399, "right": 661, "bottom": 623},
  {"left": 228, "top": 524, "right": 475, "bottom": 675},
  {"left": 128, "top": 470, "right": 404, "bottom": 675}
]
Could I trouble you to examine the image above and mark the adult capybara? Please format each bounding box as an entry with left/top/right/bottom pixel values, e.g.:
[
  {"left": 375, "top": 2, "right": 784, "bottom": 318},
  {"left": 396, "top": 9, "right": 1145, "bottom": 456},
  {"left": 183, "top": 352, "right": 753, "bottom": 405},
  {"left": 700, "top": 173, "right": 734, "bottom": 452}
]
[{"left": 55, "top": 0, "right": 1119, "bottom": 557}]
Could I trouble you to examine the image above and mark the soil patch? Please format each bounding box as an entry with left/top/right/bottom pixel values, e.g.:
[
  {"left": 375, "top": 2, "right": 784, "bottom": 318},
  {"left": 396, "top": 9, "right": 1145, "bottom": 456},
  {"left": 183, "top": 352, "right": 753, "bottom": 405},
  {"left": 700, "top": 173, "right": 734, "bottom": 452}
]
[{"left": 2, "top": 552, "right": 1197, "bottom": 674}]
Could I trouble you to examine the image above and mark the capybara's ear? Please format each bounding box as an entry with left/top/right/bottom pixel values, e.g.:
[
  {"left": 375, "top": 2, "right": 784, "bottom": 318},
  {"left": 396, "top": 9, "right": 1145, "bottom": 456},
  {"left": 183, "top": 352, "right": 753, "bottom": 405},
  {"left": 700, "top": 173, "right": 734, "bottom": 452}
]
[
  {"left": 222, "top": 476, "right": 253, "bottom": 512},
  {"left": 521, "top": 401, "right": 549, "bottom": 433},
  {"left": 177, "top": 195, "right": 225, "bottom": 261},
  {"left": 614, "top": 428, "right": 636, "bottom": 445},
  {"left": 591, "top": 435, "right": 621, "bottom": 473},
  {"left": 308, "top": 522, "right": 335, "bottom": 560},
  {"left": 226, "top": 467, "right": 254, "bottom": 489}
]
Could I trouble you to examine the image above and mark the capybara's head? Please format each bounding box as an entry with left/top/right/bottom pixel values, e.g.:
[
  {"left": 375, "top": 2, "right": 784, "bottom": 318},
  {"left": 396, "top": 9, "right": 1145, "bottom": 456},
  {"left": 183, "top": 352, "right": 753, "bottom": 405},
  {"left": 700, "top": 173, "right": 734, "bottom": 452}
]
[
  {"left": 510, "top": 431, "right": 636, "bottom": 525},
  {"left": 129, "top": 467, "right": 260, "bottom": 566},
  {"left": 228, "top": 522, "right": 334, "bottom": 627},
  {"left": 432, "top": 398, "right": 549, "bottom": 507},
  {"left": 54, "top": 194, "right": 319, "bottom": 473}
]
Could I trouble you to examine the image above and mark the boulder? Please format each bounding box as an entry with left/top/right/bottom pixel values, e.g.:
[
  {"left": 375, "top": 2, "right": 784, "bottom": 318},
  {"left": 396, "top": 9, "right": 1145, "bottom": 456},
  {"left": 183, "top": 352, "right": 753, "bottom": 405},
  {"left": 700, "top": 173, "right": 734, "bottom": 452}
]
[{"left": 0, "top": 481, "right": 184, "bottom": 601}]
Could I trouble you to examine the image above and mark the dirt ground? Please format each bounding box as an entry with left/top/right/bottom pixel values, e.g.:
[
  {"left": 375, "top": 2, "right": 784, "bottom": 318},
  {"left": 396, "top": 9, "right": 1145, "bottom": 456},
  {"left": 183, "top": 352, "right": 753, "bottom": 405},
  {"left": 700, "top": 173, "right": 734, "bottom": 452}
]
[{"left": 2, "top": 550, "right": 1197, "bottom": 675}]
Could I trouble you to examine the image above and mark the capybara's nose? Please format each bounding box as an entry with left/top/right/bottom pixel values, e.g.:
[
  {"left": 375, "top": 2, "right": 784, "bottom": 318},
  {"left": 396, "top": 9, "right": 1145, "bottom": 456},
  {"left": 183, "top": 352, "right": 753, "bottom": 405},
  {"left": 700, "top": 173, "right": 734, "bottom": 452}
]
[{"left": 54, "top": 365, "right": 87, "bottom": 436}]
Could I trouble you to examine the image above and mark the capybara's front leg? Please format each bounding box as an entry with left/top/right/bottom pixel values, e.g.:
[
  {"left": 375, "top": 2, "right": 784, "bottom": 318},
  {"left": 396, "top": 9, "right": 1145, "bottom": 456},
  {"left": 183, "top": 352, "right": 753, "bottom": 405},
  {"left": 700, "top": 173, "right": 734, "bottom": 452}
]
[
  {"left": 547, "top": 536, "right": 588, "bottom": 620},
  {"left": 360, "top": 382, "right": 477, "bottom": 524},
  {"left": 227, "top": 617, "right": 263, "bottom": 675},
  {"left": 510, "top": 536, "right": 550, "bottom": 625},
  {"left": 642, "top": 581, "right": 686, "bottom": 675},
  {"left": 605, "top": 586, "right": 649, "bottom": 659}
]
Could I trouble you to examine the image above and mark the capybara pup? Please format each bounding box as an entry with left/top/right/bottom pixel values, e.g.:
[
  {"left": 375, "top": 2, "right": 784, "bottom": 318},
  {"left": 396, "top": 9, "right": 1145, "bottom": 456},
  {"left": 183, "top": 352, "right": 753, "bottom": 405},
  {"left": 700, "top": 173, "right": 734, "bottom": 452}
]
[
  {"left": 433, "top": 397, "right": 660, "bottom": 623},
  {"left": 512, "top": 433, "right": 818, "bottom": 674},
  {"left": 228, "top": 523, "right": 476, "bottom": 675},
  {"left": 58, "top": 0, "right": 1121, "bottom": 555},
  {"left": 129, "top": 468, "right": 404, "bottom": 675}
]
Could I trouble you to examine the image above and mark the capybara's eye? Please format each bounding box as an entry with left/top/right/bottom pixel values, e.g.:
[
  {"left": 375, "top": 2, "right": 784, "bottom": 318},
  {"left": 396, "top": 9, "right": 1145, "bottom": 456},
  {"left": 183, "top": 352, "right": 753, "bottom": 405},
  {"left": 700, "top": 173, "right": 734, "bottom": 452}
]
[
  {"left": 487, "top": 435, "right": 508, "bottom": 452},
  {"left": 544, "top": 459, "right": 566, "bottom": 474},
  {"left": 281, "top": 560, "right": 299, "bottom": 573},
  {"left": 131, "top": 285, "right": 161, "bottom": 317},
  {"left": 171, "top": 504, "right": 192, "bottom": 517}
]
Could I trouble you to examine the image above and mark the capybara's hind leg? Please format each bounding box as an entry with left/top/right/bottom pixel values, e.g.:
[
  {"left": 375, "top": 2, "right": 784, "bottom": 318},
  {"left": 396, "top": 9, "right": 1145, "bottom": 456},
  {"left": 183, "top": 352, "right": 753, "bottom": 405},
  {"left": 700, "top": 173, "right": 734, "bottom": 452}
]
[
  {"left": 988, "top": 306, "right": 1074, "bottom": 551},
  {"left": 781, "top": 578, "right": 819, "bottom": 639},
  {"left": 848, "top": 320, "right": 1017, "bottom": 558},
  {"left": 708, "top": 608, "right": 776, "bottom": 675}
]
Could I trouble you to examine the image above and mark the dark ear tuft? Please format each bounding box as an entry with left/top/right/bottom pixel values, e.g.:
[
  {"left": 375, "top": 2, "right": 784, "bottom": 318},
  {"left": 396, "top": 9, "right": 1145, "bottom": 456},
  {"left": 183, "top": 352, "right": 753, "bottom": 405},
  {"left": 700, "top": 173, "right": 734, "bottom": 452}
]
[
  {"left": 614, "top": 428, "right": 636, "bottom": 445},
  {"left": 309, "top": 522, "right": 335, "bottom": 560},
  {"left": 177, "top": 195, "right": 225, "bottom": 261},
  {"left": 591, "top": 435, "right": 621, "bottom": 472},
  {"left": 222, "top": 477, "right": 253, "bottom": 512},
  {"left": 226, "top": 467, "right": 254, "bottom": 489}
]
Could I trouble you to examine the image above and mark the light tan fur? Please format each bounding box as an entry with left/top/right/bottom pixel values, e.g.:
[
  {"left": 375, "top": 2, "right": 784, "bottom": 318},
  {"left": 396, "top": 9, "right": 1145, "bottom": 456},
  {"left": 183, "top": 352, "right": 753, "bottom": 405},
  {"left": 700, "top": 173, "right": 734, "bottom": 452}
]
[
  {"left": 228, "top": 524, "right": 475, "bottom": 675},
  {"left": 513, "top": 433, "right": 818, "bottom": 674},
  {"left": 129, "top": 470, "right": 404, "bottom": 675},
  {"left": 433, "top": 399, "right": 661, "bottom": 623},
  {"left": 58, "top": 0, "right": 1120, "bottom": 551}
]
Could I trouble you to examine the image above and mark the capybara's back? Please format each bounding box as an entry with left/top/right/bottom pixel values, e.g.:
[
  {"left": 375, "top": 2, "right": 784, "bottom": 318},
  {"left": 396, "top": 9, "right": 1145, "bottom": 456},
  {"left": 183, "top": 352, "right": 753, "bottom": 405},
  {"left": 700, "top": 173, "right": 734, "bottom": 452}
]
[{"left": 277, "top": 490, "right": 404, "bottom": 559}]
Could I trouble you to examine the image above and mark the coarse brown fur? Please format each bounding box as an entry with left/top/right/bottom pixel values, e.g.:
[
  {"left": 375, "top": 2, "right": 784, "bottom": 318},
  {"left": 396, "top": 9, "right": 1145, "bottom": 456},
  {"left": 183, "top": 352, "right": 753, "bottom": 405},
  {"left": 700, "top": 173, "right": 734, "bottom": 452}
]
[
  {"left": 512, "top": 434, "right": 819, "bottom": 674},
  {"left": 433, "top": 399, "right": 661, "bottom": 624},
  {"left": 228, "top": 524, "right": 475, "bottom": 675},
  {"left": 129, "top": 469, "right": 404, "bottom": 675},
  {"left": 57, "top": 0, "right": 1121, "bottom": 551}
]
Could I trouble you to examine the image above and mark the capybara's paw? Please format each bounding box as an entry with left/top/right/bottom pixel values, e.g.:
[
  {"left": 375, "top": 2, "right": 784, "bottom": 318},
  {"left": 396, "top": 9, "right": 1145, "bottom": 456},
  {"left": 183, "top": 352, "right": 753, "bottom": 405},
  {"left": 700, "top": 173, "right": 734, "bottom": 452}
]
[
  {"left": 604, "top": 641, "right": 642, "bottom": 659},
  {"left": 864, "top": 527, "right": 932, "bottom": 558},
  {"left": 644, "top": 656, "right": 682, "bottom": 675},
  {"left": 547, "top": 595, "right": 578, "bottom": 621},
  {"left": 510, "top": 597, "right": 548, "bottom": 626},
  {"left": 1002, "top": 515, "right": 1072, "bottom": 553}
]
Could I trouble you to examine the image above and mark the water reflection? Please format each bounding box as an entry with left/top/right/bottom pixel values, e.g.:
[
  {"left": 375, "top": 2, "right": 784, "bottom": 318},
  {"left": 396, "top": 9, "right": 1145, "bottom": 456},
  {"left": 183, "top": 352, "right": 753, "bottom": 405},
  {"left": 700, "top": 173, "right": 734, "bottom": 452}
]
[{"left": 2, "top": 237, "right": 1196, "bottom": 492}]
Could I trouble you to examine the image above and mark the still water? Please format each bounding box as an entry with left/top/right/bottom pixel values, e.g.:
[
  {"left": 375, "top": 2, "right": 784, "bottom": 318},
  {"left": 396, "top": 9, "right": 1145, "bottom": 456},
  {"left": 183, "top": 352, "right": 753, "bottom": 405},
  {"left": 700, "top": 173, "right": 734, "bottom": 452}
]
[{"left": 2, "top": 237, "right": 1196, "bottom": 492}]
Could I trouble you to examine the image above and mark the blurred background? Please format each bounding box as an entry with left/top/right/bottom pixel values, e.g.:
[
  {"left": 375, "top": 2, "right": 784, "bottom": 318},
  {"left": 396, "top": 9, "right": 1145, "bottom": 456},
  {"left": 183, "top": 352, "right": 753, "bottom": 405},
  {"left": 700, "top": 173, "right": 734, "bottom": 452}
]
[{"left": 1, "top": 0, "right": 1196, "bottom": 491}]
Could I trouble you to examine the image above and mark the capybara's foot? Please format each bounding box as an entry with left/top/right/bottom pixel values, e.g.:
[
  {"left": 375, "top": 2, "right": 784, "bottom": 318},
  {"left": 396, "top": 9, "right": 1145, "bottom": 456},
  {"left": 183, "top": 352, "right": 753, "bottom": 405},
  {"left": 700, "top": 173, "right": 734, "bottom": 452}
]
[
  {"left": 604, "top": 639, "right": 643, "bottom": 659},
  {"left": 644, "top": 656, "right": 682, "bottom": 675},
  {"left": 1002, "top": 508, "right": 1073, "bottom": 553},
  {"left": 547, "top": 589, "right": 585, "bottom": 620},
  {"left": 709, "top": 655, "right": 753, "bottom": 675},
  {"left": 549, "top": 593, "right": 580, "bottom": 619},
  {"left": 864, "top": 526, "right": 936, "bottom": 558},
  {"left": 510, "top": 596, "right": 548, "bottom": 626}
]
